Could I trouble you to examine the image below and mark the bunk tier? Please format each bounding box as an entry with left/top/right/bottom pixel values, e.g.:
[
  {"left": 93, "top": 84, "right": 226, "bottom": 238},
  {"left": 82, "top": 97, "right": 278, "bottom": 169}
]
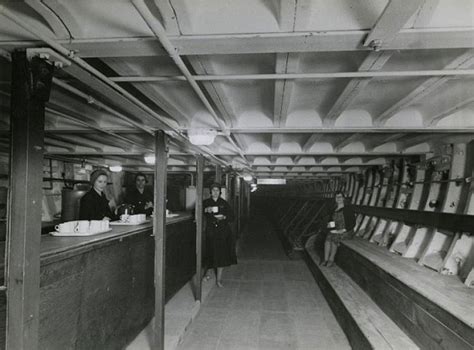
[{"left": 265, "top": 141, "right": 474, "bottom": 350}]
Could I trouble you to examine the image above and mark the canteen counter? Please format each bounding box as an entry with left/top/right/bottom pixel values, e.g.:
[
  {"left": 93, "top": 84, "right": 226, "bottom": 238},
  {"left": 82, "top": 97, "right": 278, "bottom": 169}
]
[
  {"left": 40, "top": 212, "right": 192, "bottom": 264},
  {"left": 0, "top": 211, "right": 197, "bottom": 350}
]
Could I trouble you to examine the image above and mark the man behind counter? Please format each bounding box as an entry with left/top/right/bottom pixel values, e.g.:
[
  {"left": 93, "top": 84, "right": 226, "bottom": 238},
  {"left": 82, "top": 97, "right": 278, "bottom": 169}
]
[{"left": 124, "top": 172, "right": 154, "bottom": 215}]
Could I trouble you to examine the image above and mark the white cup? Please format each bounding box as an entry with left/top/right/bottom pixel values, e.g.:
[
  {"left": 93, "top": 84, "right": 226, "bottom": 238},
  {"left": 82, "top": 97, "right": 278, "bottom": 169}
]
[
  {"left": 102, "top": 220, "right": 110, "bottom": 231},
  {"left": 212, "top": 206, "right": 219, "bottom": 213},
  {"left": 75, "top": 220, "right": 90, "bottom": 233},
  {"left": 55, "top": 221, "right": 76, "bottom": 233},
  {"left": 328, "top": 221, "right": 336, "bottom": 229},
  {"left": 89, "top": 220, "right": 103, "bottom": 233},
  {"left": 120, "top": 214, "right": 129, "bottom": 223},
  {"left": 129, "top": 215, "right": 140, "bottom": 224}
]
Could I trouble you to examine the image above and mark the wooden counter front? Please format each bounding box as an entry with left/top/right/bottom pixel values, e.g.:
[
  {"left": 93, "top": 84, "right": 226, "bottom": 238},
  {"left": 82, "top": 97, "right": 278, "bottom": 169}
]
[{"left": 1, "top": 212, "right": 196, "bottom": 350}]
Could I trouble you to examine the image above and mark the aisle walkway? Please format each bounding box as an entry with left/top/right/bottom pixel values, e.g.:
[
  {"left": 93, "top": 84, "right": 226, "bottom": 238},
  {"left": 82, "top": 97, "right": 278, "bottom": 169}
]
[{"left": 178, "top": 215, "right": 351, "bottom": 350}]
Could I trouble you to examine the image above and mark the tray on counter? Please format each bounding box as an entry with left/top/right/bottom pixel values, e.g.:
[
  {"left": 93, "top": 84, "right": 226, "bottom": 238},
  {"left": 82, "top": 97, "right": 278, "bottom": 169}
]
[
  {"left": 49, "top": 228, "right": 112, "bottom": 237},
  {"left": 150, "top": 214, "right": 179, "bottom": 218},
  {"left": 109, "top": 219, "right": 149, "bottom": 226}
]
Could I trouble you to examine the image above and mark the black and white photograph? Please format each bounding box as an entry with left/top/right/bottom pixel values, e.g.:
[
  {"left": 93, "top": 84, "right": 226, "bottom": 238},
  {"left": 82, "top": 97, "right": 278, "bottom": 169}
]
[{"left": 0, "top": 0, "right": 473, "bottom": 349}]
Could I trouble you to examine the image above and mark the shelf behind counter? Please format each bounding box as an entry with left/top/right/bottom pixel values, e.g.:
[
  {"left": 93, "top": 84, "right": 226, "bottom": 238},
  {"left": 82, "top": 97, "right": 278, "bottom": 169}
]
[{"left": 0, "top": 211, "right": 197, "bottom": 350}]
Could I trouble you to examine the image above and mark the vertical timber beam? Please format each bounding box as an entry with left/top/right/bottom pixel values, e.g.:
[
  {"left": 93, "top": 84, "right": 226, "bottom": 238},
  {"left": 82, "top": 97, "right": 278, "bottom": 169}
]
[
  {"left": 235, "top": 177, "right": 241, "bottom": 236},
  {"left": 215, "top": 165, "right": 222, "bottom": 184},
  {"left": 195, "top": 155, "right": 204, "bottom": 301},
  {"left": 7, "top": 51, "right": 52, "bottom": 350},
  {"left": 153, "top": 130, "right": 167, "bottom": 350},
  {"left": 224, "top": 173, "right": 231, "bottom": 201},
  {"left": 247, "top": 182, "right": 251, "bottom": 220}
]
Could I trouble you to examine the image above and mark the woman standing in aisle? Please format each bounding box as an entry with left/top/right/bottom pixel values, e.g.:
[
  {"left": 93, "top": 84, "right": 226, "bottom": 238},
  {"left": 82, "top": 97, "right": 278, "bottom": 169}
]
[
  {"left": 321, "top": 191, "right": 355, "bottom": 267},
  {"left": 79, "top": 169, "right": 115, "bottom": 220},
  {"left": 203, "top": 183, "right": 237, "bottom": 287}
]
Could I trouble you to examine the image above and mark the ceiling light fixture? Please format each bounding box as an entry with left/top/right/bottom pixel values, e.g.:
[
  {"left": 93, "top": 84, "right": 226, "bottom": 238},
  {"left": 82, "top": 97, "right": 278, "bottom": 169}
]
[
  {"left": 243, "top": 174, "right": 253, "bottom": 182},
  {"left": 144, "top": 154, "right": 155, "bottom": 164},
  {"left": 109, "top": 165, "right": 123, "bottom": 173},
  {"left": 188, "top": 128, "right": 217, "bottom": 146},
  {"left": 257, "top": 178, "right": 286, "bottom": 185}
]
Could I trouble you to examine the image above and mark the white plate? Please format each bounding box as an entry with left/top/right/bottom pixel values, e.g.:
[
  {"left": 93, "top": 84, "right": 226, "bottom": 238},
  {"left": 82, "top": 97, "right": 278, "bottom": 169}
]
[
  {"left": 110, "top": 220, "right": 149, "bottom": 226},
  {"left": 49, "top": 228, "right": 112, "bottom": 237},
  {"left": 214, "top": 214, "right": 224, "bottom": 219}
]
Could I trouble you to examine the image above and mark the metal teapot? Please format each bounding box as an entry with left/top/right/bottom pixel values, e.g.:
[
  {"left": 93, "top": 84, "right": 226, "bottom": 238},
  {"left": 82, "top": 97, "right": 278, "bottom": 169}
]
[{"left": 116, "top": 203, "right": 135, "bottom": 216}]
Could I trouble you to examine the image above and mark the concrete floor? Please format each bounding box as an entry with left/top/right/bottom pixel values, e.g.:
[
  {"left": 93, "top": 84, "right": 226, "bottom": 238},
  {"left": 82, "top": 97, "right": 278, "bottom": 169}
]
[{"left": 178, "top": 215, "right": 351, "bottom": 350}]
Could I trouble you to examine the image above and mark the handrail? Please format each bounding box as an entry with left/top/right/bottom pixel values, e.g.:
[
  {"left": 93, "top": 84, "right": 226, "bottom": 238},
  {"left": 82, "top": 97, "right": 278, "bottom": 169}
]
[{"left": 352, "top": 205, "right": 474, "bottom": 235}]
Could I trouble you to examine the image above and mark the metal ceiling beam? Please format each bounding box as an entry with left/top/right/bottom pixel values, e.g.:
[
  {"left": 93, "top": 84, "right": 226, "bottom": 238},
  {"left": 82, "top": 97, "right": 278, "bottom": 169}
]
[
  {"left": 102, "top": 58, "right": 189, "bottom": 126},
  {"left": 52, "top": 78, "right": 155, "bottom": 134},
  {"left": 45, "top": 151, "right": 425, "bottom": 157},
  {"left": 0, "top": 6, "right": 173, "bottom": 132},
  {"left": 45, "top": 106, "right": 152, "bottom": 151},
  {"left": 46, "top": 134, "right": 105, "bottom": 152},
  {"left": 2, "top": 28, "right": 474, "bottom": 56},
  {"left": 24, "top": 0, "right": 70, "bottom": 38},
  {"left": 396, "top": 134, "right": 437, "bottom": 149},
  {"left": 226, "top": 128, "right": 474, "bottom": 134},
  {"left": 271, "top": 134, "right": 284, "bottom": 152},
  {"left": 425, "top": 97, "right": 474, "bottom": 127},
  {"left": 302, "top": 134, "right": 320, "bottom": 152},
  {"left": 252, "top": 163, "right": 382, "bottom": 168},
  {"left": 115, "top": 162, "right": 382, "bottom": 168},
  {"left": 254, "top": 170, "right": 356, "bottom": 173},
  {"left": 363, "top": 0, "right": 425, "bottom": 48},
  {"left": 1, "top": 88, "right": 153, "bottom": 152},
  {"left": 132, "top": 0, "right": 250, "bottom": 168},
  {"left": 131, "top": 0, "right": 227, "bottom": 131},
  {"left": 40, "top": 0, "right": 82, "bottom": 37},
  {"left": 0, "top": 4, "right": 230, "bottom": 168},
  {"left": 273, "top": 2, "right": 298, "bottom": 128},
  {"left": 152, "top": 0, "right": 181, "bottom": 35},
  {"left": 24, "top": 127, "right": 474, "bottom": 135},
  {"left": 374, "top": 49, "right": 474, "bottom": 126},
  {"left": 273, "top": 53, "right": 299, "bottom": 127},
  {"left": 44, "top": 138, "right": 76, "bottom": 152},
  {"left": 186, "top": 56, "right": 236, "bottom": 127},
  {"left": 364, "top": 133, "right": 406, "bottom": 151},
  {"left": 323, "top": 51, "right": 393, "bottom": 126},
  {"left": 412, "top": 0, "right": 440, "bottom": 27},
  {"left": 108, "top": 69, "right": 474, "bottom": 82},
  {"left": 333, "top": 134, "right": 364, "bottom": 151}
]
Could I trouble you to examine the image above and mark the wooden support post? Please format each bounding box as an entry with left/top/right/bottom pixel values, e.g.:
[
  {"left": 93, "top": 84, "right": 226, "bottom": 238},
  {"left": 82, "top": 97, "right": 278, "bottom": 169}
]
[
  {"left": 153, "top": 130, "right": 167, "bottom": 350},
  {"left": 215, "top": 165, "right": 222, "bottom": 185},
  {"left": 246, "top": 182, "right": 251, "bottom": 220},
  {"left": 234, "top": 177, "right": 241, "bottom": 236},
  {"left": 224, "top": 173, "right": 231, "bottom": 201},
  {"left": 195, "top": 155, "right": 204, "bottom": 302},
  {"left": 7, "top": 51, "right": 53, "bottom": 350}
]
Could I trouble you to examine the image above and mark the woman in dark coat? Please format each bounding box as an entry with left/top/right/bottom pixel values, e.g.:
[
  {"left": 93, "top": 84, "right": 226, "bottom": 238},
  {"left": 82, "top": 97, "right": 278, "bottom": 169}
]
[
  {"left": 203, "top": 183, "right": 237, "bottom": 287},
  {"left": 124, "top": 172, "right": 154, "bottom": 215},
  {"left": 79, "top": 169, "right": 115, "bottom": 220},
  {"left": 321, "top": 191, "right": 355, "bottom": 267}
]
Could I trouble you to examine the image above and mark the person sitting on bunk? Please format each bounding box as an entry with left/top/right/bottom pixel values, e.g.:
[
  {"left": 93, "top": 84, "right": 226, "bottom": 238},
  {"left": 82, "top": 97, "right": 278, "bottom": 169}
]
[
  {"left": 124, "top": 172, "right": 154, "bottom": 215},
  {"left": 321, "top": 191, "right": 355, "bottom": 267},
  {"left": 203, "top": 183, "right": 237, "bottom": 287},
  {"left": 79, "top": 169, "right": 115, "bottom": 221}
]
